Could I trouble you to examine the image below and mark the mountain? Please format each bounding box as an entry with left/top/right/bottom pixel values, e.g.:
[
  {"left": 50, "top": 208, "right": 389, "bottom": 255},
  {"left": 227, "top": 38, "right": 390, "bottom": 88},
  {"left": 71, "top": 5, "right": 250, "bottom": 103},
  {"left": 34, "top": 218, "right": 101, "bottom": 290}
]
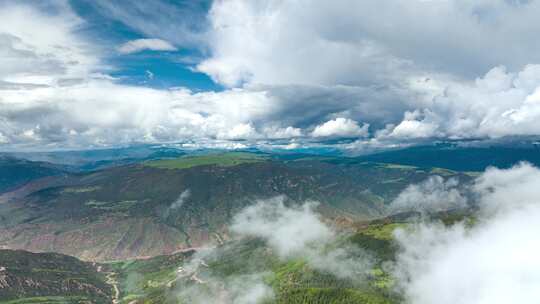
[
  {"left": 0, "top": 249, "right": 111, "bottom": 303},
  {"left": 0, "top": 156, "right": 67, "bottom": 194},
  {"left": 0, "top": 148, "right": 487, "bottom": 303},
  {"left": 3, "top": 145, "right": 186, "bottom": 172},
  {"left": 355, "top": 143, "right": 540, "bottom": 171},
  {"left": 0, "top": 152, "right": 472, "bottom": 261}
]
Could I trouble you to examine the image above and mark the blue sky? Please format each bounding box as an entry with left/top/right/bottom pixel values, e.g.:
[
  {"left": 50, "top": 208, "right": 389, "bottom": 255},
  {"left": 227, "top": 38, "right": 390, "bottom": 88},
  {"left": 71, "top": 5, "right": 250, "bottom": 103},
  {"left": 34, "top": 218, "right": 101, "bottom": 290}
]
[
  {"left": 70, "top": 0, "right": 220, "bottom": 91},
  {"left": 3, "top": 0, "right": 540, "bottom": 151}
]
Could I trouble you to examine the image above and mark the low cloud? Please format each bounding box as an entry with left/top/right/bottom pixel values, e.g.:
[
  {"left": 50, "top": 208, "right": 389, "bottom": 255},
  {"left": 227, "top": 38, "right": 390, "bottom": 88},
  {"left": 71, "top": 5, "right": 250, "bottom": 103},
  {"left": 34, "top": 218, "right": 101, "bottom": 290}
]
[
  {"left": 230, "top": 197, "right": 333, "bottom": 257},
  {"left": 392, "top": 162, "right": 540, "bottom": 304},
  {"left": 117, "top": 38, "right": 177, "bottom": 54},
  {"left": 172, "top": 246, "right": 274, "bottom": 304},
  {"left": 176, "top": 264, "right": 274, "bottom": 304},
  {"left": 389, "top": 175, "right": 467, "bottom": 215},
  {"left": 473, "top": 162, "right": 540, "bottom": 214},
  {"left": 231, "top": 196, "right": 373, "bottom": 279}
]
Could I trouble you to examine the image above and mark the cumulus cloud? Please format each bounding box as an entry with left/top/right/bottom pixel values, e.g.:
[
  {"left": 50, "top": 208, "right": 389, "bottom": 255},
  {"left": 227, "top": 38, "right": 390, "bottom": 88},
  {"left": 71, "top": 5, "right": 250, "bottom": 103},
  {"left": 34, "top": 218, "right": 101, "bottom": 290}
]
[
  {"left": 117, "top": 38, "right": 177, "bottom": 54},
  {"left": 392, "top": 162, "right": 540, "bottom": 304},
  {"left": 199, "top": 0, "right": 540, "bottom": 88},
  {"left": 218, "top": 123, "right": 260, "bottom": 140},
  {"left": 196, "top": 0, "right": 540, "bottom": 144},
  {"left": 0, "top": 79, "right": 305, "bottom": 148},
  {"left": 0, "top": 2, "right": 395, "bottom": 150},
  {"left": 386, "top": 111, "right": 439, "bottom": 139},
  {"left": 231, "top": 196, "right": 373, "bottom": 279},
  {"left": 389, "top": 175, "right": 467, "bottom": 214},
  {"left": 262, "top": 125, "right": 302, "bottom": 139},
  {"left": 312, "top": 118, "right": 369, "bottom": 138},
  {"left": 385, "top": 65, "right": 540, "bottom": 140}
]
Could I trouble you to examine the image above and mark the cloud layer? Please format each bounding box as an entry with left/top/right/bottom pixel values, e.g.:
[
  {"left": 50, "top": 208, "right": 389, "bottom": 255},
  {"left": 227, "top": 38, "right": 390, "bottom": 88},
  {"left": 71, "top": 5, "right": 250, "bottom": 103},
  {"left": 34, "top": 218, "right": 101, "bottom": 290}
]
[{"left": 5, "top": 1, "right": 540, "bottom": 149}]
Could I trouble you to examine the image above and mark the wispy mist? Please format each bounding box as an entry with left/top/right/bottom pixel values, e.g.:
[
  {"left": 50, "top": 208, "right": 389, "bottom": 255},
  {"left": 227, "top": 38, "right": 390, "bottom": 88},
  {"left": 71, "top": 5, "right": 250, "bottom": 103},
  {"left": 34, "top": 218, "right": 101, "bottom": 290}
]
[
  {"left": 231, "top": 196, "right": 373, "bottom": 280},
  {"left": 389, "top": 175, "right": 467, "bottom": 215},
  {"left": 162, "top": 189, "right": 191, "bottom": 219}
]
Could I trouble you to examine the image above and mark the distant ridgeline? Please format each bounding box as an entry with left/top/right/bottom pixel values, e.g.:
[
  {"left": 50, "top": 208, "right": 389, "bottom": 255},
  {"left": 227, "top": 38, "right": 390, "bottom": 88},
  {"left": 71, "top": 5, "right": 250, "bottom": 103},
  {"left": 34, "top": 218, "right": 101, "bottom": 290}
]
[{"left": 355, "top": 144, "right": 540, "bottom": 171}]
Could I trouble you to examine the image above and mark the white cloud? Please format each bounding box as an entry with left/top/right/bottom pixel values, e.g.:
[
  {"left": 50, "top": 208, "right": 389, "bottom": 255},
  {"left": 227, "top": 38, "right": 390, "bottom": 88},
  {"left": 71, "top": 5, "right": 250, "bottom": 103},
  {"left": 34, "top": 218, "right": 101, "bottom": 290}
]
[
  {"left": 395, "top": 205, "right": 540, "bottom": 304},
  {"left": 382, "top": 65, "right": 540, "bottom": 140},
  {"left": 0, "top": 2, "right": 100, "bottom": 87},
  {"left": 387, "top": 111, "right": 439, "bottom": 139},
  {"left": 312, "top": 118, "right": 369, "bottom": 138},
  {"left": 199, "top": 1, "right": 540, "bottom": 88},
  {"left": 231, "top": 196, "right": 373, "bottom": 279},
  {"left": 218, "top": 123, "right": 260, "bottom": 140},
  {"left": 389, "top": 175, "right": 467, "bottom": 214},
  {"left": 195, "top": 0, "right": 540, "bottom": 145},
  {"left": 474, "top": 162, "right": 540, "bottom": 215},
  {"left": 262, "top": 126, "right": 302, "bottom": 139},
  {"left": 231, "top": 197, "right": 333, "bottom": 257},
  {"left": 117, "top": 38, "right": 177, "bottom": 54},
  {"left": 0, "top": 132, "right": 8, "bottom": 144},
  {"left": 393, "top": 162, "right": 540, "bottom": 304}
]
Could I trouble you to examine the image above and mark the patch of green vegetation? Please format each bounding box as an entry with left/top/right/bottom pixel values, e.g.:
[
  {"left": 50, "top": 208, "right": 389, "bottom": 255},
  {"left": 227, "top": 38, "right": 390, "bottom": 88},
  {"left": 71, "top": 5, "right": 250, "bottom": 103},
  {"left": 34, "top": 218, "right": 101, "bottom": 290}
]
[
  {"left": 109, "top": 252, "right": 191, "bottom": 304},
  {"left": 276, "top": 287, "right": 393, "bottom": 304},
  {"left": 348, "top": 222, "right": 408, "bottom": 263},
  {"left": 358, "top": 223, "right": 406, "bottom": 241},
  {"left": 268, "top": 258, "right": 396, "bottom": 303},
  {"left": 429, "top": 167, "right": 456, "bottom": 176},
  {"left": 369, "top": 268, "right": 394, "bottom": 290},
  {"left": 0, "top": 250, "right": 111, "bottom": 303},
  {"left": 206, "top": 238, "right": 279, "bottom": 277},
  {"left": 61, "top": 186, "right": 100, "bottom": 194},
  {"left": 434, "top": 210, "right": 477, "bottom": 228},
  {"left": 144, "top": 152, "right": 266, "bottom": 169},
  {"left": 0, "top": 296, "right": 91, "bottom": 304},
  {"left": 376, "top": 163, "right": 417, "bottom": 170},
  {"left": 85, "top": 200, "right": 139, "bottom": 211}
]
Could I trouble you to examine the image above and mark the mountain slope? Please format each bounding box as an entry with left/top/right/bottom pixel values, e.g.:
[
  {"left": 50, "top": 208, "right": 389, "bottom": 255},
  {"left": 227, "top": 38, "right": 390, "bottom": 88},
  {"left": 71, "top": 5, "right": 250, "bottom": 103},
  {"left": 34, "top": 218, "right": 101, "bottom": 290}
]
[
  {"left": 0, "top": 157, "right": 66, "bottom": 194},
  {"left": 0, "top": 153, "right": 471, "bottom": 261},
  {"left": 0, "top": 249, "right": 111, "bottom": 303},
  {"left": 106, "top": 209, "right": 472, "bottom": 304}
]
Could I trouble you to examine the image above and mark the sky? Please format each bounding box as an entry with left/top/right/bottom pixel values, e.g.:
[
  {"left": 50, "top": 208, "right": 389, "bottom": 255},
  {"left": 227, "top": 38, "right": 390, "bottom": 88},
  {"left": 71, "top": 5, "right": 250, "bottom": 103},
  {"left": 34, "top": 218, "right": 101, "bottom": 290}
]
[{"left": 3, "top": 0, "right": 540, "bottom": 151}]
